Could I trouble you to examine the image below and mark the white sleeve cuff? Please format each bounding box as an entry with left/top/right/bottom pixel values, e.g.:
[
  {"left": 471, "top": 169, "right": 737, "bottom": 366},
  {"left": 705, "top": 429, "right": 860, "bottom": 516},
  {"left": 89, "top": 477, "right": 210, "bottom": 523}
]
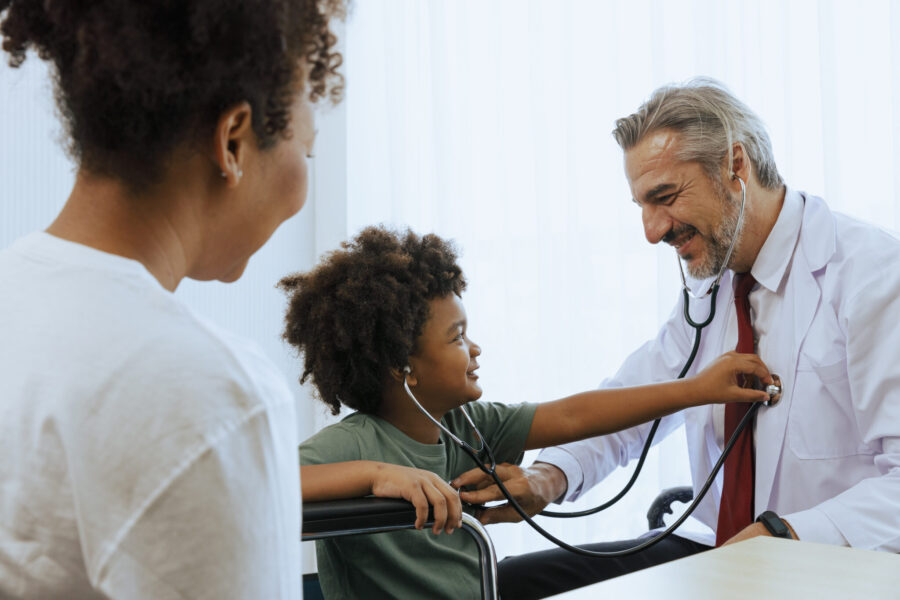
[
  {"left": 782, "top": 507, "right": 848, "bottom": 546},
  {"left": 536, "top": 447, "right": 583, "bottom": 503}
]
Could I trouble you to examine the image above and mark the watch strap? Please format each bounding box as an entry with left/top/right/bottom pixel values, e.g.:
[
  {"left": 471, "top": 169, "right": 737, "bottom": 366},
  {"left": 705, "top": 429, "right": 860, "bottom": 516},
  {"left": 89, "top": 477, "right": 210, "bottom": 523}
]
[{"left": 756, "top": 510, "right": 791, "bottom": 539}]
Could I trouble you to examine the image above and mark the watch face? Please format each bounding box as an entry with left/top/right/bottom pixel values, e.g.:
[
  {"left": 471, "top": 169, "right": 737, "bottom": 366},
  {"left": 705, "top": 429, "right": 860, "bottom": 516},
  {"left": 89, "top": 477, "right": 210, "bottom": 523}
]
[{"left": 758, "top": 511, "right": 790, "bottom": 538}]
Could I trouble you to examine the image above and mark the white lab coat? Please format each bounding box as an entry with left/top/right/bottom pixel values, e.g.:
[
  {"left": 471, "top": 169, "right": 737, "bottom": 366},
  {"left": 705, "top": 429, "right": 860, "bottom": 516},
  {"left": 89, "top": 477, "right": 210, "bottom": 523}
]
[{"left": 540, "top": 190, "right": 900, "bottom": 551}]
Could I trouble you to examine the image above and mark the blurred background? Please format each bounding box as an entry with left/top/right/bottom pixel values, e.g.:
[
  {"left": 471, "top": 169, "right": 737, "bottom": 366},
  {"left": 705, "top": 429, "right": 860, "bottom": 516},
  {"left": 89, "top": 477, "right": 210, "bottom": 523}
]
[{"left": 3, "top": 0, "right": 900, "bottom": 582}]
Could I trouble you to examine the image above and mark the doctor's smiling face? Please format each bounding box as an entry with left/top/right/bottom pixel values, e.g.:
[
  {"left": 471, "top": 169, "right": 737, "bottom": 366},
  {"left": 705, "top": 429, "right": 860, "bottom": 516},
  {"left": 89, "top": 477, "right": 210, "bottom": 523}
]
[{"left": 626, "top": 128, "right": 743, "bottom": 279}]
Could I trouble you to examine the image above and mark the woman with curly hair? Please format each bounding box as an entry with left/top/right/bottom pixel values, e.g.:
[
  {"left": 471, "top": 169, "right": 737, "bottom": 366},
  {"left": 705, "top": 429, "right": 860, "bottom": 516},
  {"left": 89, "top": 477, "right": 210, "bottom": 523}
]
[
  {"left": 0, "top": 1, "right": 342, "bottom": 597},
  {"left": 283, "top": 226, "right": 774, "bottom": 599}
]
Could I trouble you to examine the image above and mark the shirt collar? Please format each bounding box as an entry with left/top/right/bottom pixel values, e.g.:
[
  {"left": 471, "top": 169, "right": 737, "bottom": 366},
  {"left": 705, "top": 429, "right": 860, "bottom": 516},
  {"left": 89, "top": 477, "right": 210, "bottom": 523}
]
[{"left": 750, "top": 186, "right": 803, "bottom": 293}]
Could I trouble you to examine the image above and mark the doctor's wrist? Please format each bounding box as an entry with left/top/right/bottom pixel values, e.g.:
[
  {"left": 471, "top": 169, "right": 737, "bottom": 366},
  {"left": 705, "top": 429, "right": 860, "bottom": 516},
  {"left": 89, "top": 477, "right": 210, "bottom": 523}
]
[{"left": 529, "top": 461, "right": 568, "bottom": 504}]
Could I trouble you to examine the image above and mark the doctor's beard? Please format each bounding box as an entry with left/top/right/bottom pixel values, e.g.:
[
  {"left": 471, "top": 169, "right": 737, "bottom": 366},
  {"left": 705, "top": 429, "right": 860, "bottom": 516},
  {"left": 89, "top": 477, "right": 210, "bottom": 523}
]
[{"left": 684, "top": 182, "right": 743, "bottom": 279}]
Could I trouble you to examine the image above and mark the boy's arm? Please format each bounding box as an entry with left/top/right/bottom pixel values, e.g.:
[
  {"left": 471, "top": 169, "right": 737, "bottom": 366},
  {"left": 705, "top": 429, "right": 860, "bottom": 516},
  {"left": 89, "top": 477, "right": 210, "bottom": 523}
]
[
  {"left": 524, "top": 351, "right": 771, "bottom": 450},
  {"left": 301, "top": 461, "right": 463, "bottom": 535}
]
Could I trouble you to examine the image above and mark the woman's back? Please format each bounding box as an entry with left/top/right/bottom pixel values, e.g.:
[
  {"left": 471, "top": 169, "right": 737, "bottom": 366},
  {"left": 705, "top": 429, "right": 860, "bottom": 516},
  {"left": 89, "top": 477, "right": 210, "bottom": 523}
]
[{"left": 0, "top": 233, "right": 301, "bottom": 598}]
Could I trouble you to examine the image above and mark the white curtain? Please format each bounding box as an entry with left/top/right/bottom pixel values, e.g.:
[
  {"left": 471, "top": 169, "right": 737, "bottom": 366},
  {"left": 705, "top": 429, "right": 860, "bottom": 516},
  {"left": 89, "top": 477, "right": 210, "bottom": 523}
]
[{"left": 342, "top": 0, "right": 900, "bottom": 561}]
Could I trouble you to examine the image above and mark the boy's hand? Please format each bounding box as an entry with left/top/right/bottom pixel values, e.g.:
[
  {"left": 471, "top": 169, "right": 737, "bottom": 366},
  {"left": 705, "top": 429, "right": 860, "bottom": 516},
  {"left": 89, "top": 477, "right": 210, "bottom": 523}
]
[
  {"left": 369, "top": 463, "right": 463, "bottom": 535},
  {"left": 691, "top": 351, "right": 773, "bottom": 404}
]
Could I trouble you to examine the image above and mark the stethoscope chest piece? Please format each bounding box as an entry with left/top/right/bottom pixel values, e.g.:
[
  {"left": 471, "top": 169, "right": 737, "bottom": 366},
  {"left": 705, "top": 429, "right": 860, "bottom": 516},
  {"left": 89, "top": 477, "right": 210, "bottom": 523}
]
[{"left": 765, "top": 374, "right": 783, "bottom": 406}]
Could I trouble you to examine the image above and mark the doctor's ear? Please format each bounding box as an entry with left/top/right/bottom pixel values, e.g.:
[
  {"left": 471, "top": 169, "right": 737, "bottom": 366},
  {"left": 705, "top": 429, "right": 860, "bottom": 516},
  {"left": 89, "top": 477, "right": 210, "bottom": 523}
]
[{"left": 728, "top": 142, "right": 750, "bottom": 188}]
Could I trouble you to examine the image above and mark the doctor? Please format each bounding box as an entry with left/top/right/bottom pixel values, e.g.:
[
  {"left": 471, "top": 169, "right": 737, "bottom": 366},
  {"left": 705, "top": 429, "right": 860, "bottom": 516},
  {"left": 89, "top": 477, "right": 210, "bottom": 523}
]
[{"left": 454, "top": 78, "right": 900, "bottom": 599}]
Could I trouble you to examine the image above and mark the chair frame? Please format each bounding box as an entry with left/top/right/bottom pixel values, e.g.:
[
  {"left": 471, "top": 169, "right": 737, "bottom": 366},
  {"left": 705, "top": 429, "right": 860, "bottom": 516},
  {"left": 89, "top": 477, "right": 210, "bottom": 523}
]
[
  {"left": 302, "top": 497, "right": 498, "bottom": 600},
  {"left": 302, "top": 486, "right": 693, "bottom": 599}
]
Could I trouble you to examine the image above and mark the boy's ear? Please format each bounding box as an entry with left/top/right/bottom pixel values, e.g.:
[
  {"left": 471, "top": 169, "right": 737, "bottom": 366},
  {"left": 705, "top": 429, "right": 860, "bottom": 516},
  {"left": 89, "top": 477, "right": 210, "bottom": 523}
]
[{"left": 389, "top": 366, "right": 417, "bottom": 386}]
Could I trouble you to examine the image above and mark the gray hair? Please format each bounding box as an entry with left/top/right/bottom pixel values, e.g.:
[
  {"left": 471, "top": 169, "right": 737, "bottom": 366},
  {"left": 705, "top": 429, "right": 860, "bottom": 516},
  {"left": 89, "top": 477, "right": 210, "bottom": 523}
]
[{"left": 613, "top": 77, "right": 783, "bottom": 190}]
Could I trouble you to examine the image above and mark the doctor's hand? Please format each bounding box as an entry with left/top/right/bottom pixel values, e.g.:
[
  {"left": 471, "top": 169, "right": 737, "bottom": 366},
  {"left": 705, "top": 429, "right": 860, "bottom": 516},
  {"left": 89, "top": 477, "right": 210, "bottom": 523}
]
[
  {"left": 691, "top": 351, "right": 773, "bottom": 405},
  {"left": 370, "top": 463, "right": 463, "bottom": 535},
  {"left": 450, "top": 462, "right": 567, "bottom": 525}
]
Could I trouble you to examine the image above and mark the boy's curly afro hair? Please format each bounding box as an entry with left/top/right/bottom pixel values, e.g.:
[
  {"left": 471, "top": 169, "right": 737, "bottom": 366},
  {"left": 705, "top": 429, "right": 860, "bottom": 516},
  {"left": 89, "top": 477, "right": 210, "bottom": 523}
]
[{"left": 280, "top": 226, "right": 466, "bottom": 415}]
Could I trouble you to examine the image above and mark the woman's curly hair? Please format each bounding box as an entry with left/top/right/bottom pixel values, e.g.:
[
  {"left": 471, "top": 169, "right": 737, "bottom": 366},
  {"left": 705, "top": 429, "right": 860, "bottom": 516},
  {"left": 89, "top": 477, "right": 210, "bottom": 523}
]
[
  {"left": 0, "top": 0, "right": 344, "bottom": 191},
  {"left": 280, "top": 226, "right": 467, "bottom": 415}
]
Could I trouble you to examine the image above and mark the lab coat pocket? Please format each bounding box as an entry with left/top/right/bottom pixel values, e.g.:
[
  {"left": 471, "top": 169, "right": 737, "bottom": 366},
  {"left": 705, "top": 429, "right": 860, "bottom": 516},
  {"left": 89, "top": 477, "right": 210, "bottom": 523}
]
[{"left": 788, "top": 357, "right": 873, "bottom": 459}]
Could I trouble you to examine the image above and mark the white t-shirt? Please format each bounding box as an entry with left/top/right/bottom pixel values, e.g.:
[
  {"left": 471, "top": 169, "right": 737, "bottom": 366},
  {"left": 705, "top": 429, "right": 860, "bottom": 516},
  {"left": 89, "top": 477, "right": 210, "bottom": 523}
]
[{"left": 0, "top": 233, "right": 301, "bottom": 599}]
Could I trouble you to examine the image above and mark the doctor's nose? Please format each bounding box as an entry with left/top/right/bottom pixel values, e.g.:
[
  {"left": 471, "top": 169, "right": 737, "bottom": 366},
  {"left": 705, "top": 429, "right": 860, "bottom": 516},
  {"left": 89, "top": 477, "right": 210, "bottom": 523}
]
[{"left": 642, "top": 204, "right": 672, "bottom": 245}]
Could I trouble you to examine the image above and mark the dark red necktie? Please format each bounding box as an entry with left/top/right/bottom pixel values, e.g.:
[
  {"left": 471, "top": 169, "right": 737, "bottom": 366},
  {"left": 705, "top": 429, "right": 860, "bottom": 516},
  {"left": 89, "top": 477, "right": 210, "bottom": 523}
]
[{"left": 715, "top": 272, "right": 757, "bottom": 546}]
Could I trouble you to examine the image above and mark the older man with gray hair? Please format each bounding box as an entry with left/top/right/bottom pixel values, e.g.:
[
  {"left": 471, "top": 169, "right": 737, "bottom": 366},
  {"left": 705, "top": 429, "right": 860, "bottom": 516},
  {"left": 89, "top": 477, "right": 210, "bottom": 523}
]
[{"left": 453, "top": 77, "right": 900, "bottom": 599}]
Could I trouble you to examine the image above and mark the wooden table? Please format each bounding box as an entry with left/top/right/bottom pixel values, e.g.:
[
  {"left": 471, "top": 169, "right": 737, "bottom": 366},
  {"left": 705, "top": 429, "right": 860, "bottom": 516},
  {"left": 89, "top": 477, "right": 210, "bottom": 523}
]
[{"left": 549, "top": 536, "right": 900, "bottom": 599}]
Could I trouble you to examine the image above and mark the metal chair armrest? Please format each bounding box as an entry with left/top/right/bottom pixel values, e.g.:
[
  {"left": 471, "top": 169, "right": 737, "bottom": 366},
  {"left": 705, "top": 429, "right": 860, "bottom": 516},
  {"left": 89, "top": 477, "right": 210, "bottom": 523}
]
[
  {"left": 302, "top": 497, "right": 498, "bottom": 600},
  {"left": 303, "top": 497, "right": 428, "bottom": 538}
]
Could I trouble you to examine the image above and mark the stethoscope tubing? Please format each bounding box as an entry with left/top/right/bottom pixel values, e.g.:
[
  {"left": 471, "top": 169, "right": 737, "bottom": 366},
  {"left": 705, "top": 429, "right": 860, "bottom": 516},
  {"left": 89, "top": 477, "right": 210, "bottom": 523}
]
[
  {"left": 539, "top": 288, "right": 716, "bottom": 518},
  {"left": 401, "top": 177, "right": 765, "bottom": 556},
  {"left": 538, "top": 177, "right": 746, "bottom": 520},
  {"left": 403, "top": 286, "right": 759, "bottom": 557},
  {"left": 465, "top": 401, "right": 759, "bottom": 557}
]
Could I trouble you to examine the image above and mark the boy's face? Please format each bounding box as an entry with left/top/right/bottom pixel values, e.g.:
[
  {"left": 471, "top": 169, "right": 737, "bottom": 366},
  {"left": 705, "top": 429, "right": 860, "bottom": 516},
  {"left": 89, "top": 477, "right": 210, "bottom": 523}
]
[{"left": 407, "top": 294, "right": 482, "bottom": 415}]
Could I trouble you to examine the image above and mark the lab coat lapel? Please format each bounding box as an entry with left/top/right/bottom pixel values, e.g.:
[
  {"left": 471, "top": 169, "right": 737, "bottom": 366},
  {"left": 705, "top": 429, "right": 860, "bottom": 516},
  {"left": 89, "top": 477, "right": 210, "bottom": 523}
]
[
  {"left": 754, "top": 193, "right": 834, "bottom": 509},
  {"left": 754, "top": 261, "right": 816, "bottom": 507}
]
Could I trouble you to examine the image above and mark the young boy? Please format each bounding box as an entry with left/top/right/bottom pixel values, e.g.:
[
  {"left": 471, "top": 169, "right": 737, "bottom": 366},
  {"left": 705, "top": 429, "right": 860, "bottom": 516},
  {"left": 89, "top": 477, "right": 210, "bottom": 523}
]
[{"left": 283, "top": 226, "right": 771, "bottom": 599}]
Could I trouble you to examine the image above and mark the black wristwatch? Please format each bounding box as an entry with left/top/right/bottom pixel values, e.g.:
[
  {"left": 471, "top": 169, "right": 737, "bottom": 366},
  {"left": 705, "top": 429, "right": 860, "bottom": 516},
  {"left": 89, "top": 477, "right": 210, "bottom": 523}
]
[{"left": 756, "top": 510, "right": 792, "bottom": 539}]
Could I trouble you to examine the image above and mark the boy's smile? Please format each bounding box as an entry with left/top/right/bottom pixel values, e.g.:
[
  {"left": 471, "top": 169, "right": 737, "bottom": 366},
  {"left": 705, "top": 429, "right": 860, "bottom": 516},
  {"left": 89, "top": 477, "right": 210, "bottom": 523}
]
[{"left": 406, "top": 293, "right": 482, "bottom": 418}]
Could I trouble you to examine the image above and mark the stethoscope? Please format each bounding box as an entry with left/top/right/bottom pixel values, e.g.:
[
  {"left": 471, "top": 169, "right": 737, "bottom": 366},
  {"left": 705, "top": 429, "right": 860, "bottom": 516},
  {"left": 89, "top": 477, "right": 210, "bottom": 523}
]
[{"left": 403, "top": 174, "right": 784, "bottom": 558}]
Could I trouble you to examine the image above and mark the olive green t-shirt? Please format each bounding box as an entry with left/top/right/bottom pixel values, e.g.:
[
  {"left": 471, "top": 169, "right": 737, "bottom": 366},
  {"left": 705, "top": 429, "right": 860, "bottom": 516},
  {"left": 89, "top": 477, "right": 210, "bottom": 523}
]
[{"left": 300, "top": 401, "right": 537, "bottom": 599}]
